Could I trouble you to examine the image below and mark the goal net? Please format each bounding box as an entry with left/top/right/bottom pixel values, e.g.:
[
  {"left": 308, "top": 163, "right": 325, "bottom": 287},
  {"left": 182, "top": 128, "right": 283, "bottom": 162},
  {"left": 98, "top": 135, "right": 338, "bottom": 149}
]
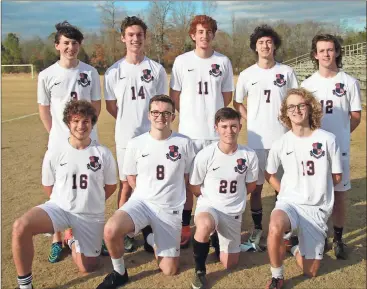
[{"left": 1, "top": 64, "right": 34, "bottom": 79}]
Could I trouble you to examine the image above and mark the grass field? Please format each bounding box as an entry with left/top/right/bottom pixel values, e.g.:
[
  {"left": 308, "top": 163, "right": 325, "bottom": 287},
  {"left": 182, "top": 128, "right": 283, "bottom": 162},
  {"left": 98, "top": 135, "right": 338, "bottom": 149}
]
[{"left": 2, "top": 74, "right": 366, "bottom": 288}]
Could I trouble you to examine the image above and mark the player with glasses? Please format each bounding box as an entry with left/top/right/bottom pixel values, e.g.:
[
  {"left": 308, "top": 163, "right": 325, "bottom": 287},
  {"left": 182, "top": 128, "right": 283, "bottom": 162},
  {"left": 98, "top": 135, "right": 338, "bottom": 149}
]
[{"left": 286, "top": 103, "right": 308, "bottom": 112}]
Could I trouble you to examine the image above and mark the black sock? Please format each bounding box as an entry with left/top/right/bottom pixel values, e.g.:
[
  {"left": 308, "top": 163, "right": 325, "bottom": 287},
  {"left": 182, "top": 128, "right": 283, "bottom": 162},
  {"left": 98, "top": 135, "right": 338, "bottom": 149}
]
[
  {"left": 333, "top": 226, "right": 343, "bottom": 242},
  {"left": 182, "top": 210, "right": 192, "bottom": 226},
  {"left": 17, "top": 272, "right": 32, "bottom": 288},
  {"left": 193, "top": 238, "right": 209, "bottom": 273},
  {"left": 251, "top": 208, "right": 263, "bottom": 230}
]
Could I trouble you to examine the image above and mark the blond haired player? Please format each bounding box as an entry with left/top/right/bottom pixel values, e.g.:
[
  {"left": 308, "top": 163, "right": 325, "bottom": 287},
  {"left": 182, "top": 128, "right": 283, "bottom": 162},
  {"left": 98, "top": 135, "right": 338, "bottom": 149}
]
[
  {"left": 189, "top": 107, "right": 258, "bottom": 289},
  {"left": 170, "top": 14, "right": 234, "bottom": 248},
  {"left": 104, "top": 16, "right": 168, "bottom": 252},
  {"left": 12, "top": 101, "right": 117, "bottom": 289},
  {"left": 37, "top": 21, "right": 102, "bottom": 263},
  {"left": 97, "top": 95, "right": 195, "bottom": 289},
  {"left": 234, "top": 25, "right": 298, "bottom": 246},
  {"left": 264, "top": 88, "right": 342, "bottom": 289},
  {"left": 301, "top": 34, "right": 362, "bottom": 259}
]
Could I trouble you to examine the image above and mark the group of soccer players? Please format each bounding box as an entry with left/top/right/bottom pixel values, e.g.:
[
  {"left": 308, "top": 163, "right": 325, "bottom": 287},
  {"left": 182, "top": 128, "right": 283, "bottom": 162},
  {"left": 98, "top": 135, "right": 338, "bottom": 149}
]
[{"left": 11, "top": 13, "right": 362, "bottom": 289}]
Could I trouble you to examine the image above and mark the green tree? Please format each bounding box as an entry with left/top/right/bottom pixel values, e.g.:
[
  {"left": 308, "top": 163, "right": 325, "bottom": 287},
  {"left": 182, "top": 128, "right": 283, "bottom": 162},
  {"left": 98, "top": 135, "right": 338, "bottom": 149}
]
[{"left": 2, "top": 33, "right": 23, "bottom": 72}]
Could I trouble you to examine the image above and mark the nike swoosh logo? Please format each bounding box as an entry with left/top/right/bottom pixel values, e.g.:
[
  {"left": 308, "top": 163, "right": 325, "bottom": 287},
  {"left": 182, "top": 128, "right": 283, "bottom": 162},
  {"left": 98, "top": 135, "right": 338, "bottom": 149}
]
[
  {"left": 54, "top": 82, "right": 61, "bottom": 86},
  {"left": 188, "top": 69, "right": 194, "bottom": 72},
  {"left": 286, "top": 151, "right": 293, "bottom": 155},
  {"left": 252, "top": 82, "right": 258, "bottom": 85},
  {"left": 142, "top": 154, "right": 149, "bottom": 157},
  {"left": 120, "top": 77, "right": 126, "bottom": 80},
  {"left": 60, "top": 163, "right": 67, "bottom": 166},
  {"left": 343, "top": 183, "right": 349, "bottom": 187},
  {"left": 213, "top": 167, "right": 220, "bottom": 171}
]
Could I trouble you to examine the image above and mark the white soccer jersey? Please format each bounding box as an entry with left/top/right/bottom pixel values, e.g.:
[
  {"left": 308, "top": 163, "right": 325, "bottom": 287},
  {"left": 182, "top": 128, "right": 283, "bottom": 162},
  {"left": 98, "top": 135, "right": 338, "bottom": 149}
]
[
  {"left": 190, "top": 142, "right": 258, "bottom": 216},
  {"left": 301, "top": 71, "right": 362, "bottom": 153},
  {"left": 170, "top": 50, "right": 234, "bottom": 140},
  {"left": 123, "top": 132, "right": 196, "bottom": 210},
  {"left": 235, "top": 63, "right": 298, "bottom": 149},
  {"left": 37, "top": 61, "right": 101, "bottom": 151},
  {"left": 266, "top": 129, "right": 342, "bottom": 218},
  {"left": 104, "top": 57, "right": 168, "bottom": 148},
  {"left": 42, "top": 140, "right": 117, "bottom": 220}
]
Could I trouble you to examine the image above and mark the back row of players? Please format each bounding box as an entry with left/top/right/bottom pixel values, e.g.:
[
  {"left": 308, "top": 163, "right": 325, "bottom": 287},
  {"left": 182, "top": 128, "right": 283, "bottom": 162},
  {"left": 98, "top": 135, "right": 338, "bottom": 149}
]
[{"left": 12, "top": 14, "right": 361, "bottom": 289}]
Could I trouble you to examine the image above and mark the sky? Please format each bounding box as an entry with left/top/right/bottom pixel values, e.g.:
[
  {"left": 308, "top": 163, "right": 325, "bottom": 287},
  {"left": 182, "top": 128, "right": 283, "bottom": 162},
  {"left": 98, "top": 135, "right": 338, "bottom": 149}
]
[{"left": 1, "top": 1, "right": 366, "bottom": 40}]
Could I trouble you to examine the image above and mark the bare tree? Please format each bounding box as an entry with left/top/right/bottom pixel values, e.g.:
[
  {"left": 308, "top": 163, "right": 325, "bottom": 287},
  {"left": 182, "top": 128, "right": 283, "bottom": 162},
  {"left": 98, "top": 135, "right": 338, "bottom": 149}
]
[
  {"left": 98, "top": 1, "right": 126, "bottom": 63},
  {"left": 201, "top": 1, "right": 217, "bottom": 17},
  {"left": 148, "top": 0, "right": 173, "bottom": 64}
]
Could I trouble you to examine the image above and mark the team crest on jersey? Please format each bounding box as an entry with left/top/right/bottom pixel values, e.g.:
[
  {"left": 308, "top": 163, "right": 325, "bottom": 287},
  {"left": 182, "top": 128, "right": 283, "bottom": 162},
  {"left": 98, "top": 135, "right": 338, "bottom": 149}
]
[
  {"left": 87, "top": 156, "right": 102, "bottom": 172},
  {"left": 209, "top": 64, "right": 222, "bottom": 77},
  {"left": 77, "top": 73, "right": 91, "bottom": 87},
  {"left": 234, "top": 158, "right": 247, "bottom": 174},
  {"left": 273, "top": 74, "right": 287, "bottom": 87},
  {"left": 310, "top": 142, "right": 325, "bottom": 159},
  {"left": 332, "top": 83, "right": 346, "bottom": 97},
  {"left": 166, "top": 145, "right": 181, "bottom": 162},
  {"left": 141, "top": 69, "right": 154, "bottom": 83}
]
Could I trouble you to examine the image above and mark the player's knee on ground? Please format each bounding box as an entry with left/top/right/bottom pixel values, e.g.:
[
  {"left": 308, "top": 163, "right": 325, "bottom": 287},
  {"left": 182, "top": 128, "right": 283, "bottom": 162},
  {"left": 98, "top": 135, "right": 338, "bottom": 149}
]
[
  {"left": 159, "top": 258, "right": 179, "bottom": 276},
  {"left": 75, "top": 255, "right": 99, "bottom": 274},
  {"left": 220, "top": 253, "right": 239, "bottom": 269},
  {"left": 301, "top": 259, "right": 320, "bottom": 278}
]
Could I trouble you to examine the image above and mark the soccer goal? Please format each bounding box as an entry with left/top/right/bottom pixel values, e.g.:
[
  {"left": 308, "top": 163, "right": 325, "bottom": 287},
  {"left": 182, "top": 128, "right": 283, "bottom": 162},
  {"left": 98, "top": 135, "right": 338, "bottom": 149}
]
[{"left": 1, "top": 64, "right": 34, "bottom": 79}]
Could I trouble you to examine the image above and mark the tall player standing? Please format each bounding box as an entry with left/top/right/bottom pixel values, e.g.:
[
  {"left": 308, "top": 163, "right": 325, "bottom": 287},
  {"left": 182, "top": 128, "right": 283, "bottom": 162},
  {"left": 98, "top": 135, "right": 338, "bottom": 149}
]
[
  {"left": 301, "top": 34, "right": 362, "bottom": 259},
  {"left": 264, "top": 88, "right": 342, "bottom": 289},
  {"left": 170, "top": 15, "right": 234, "bottom": 248},
  {"left": 104, "top": 16, "right": 168, "bottom": 253},
  {"left": 37, "top": 21, "right": 102, "bottom": 263},
  {"left": 96, "top": 95, "right": 196, "bottom": 289},
  {"left": 233, "top": 25, "right": 298, "bottom": 246},
  {"left": 189, "top": 108, "right": 258, "bottom": 289},
  {"left": 12, "top": 101, "right": 117, "bottom": 289}
]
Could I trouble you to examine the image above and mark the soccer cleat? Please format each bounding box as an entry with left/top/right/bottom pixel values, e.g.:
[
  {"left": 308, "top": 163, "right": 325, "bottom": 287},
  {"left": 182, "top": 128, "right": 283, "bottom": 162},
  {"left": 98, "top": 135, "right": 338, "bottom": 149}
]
[
  {"left": 191, "top": 270, "right": 207, "bottom": 289},
  {"left": 141, "top": 226, "right": 154, "bottom": 253},
  {"left": 124, "top": 236, "right": 136, "bottom": 253},
  {"left": 180, "top": 225, "right": 191, "bottom": 249},
  {"left": 101, "top": 239, "right": 109, "bottom": 256},
  {"left": 48, "top": 242, "right": 63, "bottom": 263},
  {"left": 210, "top": 231, "right": 220, "bottom": 259},
  {"left": 248, "top": 228, "right": 263, "bottom": 245},
  {"left": 333, "top": 240, "right": 347, "bottom": 260},
  {"left": 266, "top": 277, "right": 284, "bottom": 289},
  {"left": 63, "top": 228, "right": 73, "bottom": 248},
  {"left": 96, "top": 270, "right": 129, "bottom": 289}
]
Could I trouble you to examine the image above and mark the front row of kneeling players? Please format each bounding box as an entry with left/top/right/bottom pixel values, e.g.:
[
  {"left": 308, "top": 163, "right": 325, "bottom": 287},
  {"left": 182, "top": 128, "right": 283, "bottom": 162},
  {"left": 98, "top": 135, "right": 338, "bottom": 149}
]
[{"left": 13, "top": 90, "right": 342, "bottom": 289}]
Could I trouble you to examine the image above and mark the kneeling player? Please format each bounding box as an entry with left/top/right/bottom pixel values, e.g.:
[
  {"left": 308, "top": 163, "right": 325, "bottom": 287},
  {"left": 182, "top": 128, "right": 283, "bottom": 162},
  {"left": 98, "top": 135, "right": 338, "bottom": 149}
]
[
  {"left": 264, "top": 88, "right": 342, "bottom": 289},
  {"left": 12, "top": 100, "right": 117, "bottom": 289},
  {"left": 189, "top": 108, "right": 258, "bottom": 289},
  {"left": 97, "top": 95, "right": 195, "bottom": 289}
]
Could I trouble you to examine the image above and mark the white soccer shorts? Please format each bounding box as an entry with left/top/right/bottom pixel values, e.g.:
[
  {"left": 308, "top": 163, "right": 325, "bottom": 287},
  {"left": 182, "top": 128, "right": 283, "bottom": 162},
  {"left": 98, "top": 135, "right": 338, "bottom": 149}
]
[
  {"left": 255, "top": 149, "right": 283, "bottom": 185},
  {"left": 116, "top": 146, "right": 127, "bottom": 181},
  {"left": 38, "top": 201, "right": 104, "bottom": 257},
  {"left": 195, "top": 204, "right": 242, "bottom": 254},
  {"left": 273, "top": 201, "right": 327, "bottom": 260},
  {"left": 334, "top": 153, "right": 350, "bottom": 192},
  {"left": 120, "top": 198, "right": 182, "bottom": 257}
]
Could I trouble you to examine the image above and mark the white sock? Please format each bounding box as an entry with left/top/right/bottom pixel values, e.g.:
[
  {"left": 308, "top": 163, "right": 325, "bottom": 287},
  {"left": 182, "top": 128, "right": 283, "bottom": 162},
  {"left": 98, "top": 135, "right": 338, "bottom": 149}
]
[
  {"left": 291, "top": 245, "right": 300, "bottom": 256},
  {"left": 19, "top": 284, "right": 32, "bottom": 289},
  {"left": 111, "top": 257, "right": 125, "bottom": 275},
  {"left": 271, "top": 265, "right": 284, "bottom": 279},
  {"left": 147, "top": 233, "right": 154, "bottom": 247},
  {"left": 67, "top": 237, "right": 75, "bottom": 250}
]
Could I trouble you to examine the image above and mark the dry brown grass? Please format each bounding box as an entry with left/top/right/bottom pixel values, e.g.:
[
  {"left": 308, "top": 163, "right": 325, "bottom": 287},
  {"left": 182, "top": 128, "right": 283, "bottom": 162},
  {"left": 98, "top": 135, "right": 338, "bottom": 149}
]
[{"left": 2, "top": 74, "right": 366, "bottom": 288}]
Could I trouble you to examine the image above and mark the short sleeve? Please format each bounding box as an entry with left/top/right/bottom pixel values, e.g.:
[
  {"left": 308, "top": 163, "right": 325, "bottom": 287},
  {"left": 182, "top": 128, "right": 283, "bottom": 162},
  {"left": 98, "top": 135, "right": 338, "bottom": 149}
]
[
  {"left": 122, "top": 140, "right": 138, "bottom": 176},
  {"left": 189, "top": 150, "right": 208, "bottom": 186},
  {"left": 156, "top": 66, "right": 169, "bottom": 95},
  {"left": 349, "top": 80, "right": 362, "bottom": 112},
  {"left": 91, "top": 68, "right": 101, "bottom": 101},
  {"left": 37, "top": 72, "right": 51, "bottom": 105},
  {"left": 288, "top": 69, "right": 299, "bottom": 89},
  {"left": 221, "top": 58, "right": 234, "bottom": 92},
  {"left": 42, "top": 150, "right": 55, "bottom": 186},
  {"left": 169, "top": 58, "right": 182, "bottom": 91},
  {"left": 245, "top": 152, "right": 259, "bottom": 183},
  {"left": 185, "top": 139, "right": 196, "bottom": 174},
  {"left": 328, "top": 136, "right": 343, "bottom": 174},
  {"left": 234, "top": 72, "right": 247, "bottom": 103},
  {"left": 266, "top": 141, "right": 281, "bottom": 174},
  {"left": 103, "top": 149, "right": 118, "bottom": 185},
  {"left": 104, "top": 70, "right": 117, "bottom": 101}
]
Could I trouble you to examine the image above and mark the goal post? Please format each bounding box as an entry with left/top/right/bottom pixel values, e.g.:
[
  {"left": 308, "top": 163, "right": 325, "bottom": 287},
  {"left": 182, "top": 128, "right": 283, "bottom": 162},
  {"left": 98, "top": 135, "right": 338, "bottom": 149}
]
[{"left": 1, "top": 64, "right": 34, "bottom": 79}]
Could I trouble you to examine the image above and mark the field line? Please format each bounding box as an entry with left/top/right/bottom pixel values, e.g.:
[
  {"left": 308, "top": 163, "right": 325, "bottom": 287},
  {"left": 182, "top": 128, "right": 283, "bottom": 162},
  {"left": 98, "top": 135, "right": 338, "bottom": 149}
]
[{"left": 2, "top": 112, "right": 39, "bottom": 123}]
